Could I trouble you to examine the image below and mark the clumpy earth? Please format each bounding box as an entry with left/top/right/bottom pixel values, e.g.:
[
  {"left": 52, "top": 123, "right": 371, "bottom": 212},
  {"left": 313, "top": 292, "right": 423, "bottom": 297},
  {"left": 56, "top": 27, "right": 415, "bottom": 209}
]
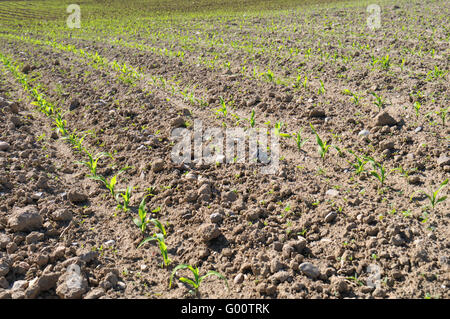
[{"left": 0, "top": 0, "right": 449, "bottom": 299}]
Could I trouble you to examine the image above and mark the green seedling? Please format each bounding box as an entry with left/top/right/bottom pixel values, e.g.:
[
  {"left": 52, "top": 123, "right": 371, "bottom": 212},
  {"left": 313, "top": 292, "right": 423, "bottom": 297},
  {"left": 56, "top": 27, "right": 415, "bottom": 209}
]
[
  {"left": 318, "top": 80, "right": 325, "bottom": 95},
  {"left": 216, "top": 96, "right": 227, "bottom": 117},
  {"left": 169, "top": 264, "right": 228, "bottom": 296},
  {"left": 263, "top": 69, "right": 274, "bottom": 82},
  {"left": 427, "top": 65, "right": 447, "bottom": 80},
  {"left": 419, "top": 179, "right": 448, "bottom": 209},
  {"left": 62, "top": 131, "right": 88, "bottom": 152},
  {"left": 138, "top": 232, "right": 170, "bottom": 267},
  {"left": 438, "top": 107, "right": 448, "bottom": 126},
  {"left": 53, "top": 113, "right": 68, "bottom": 136},
  {"left": 343, "top": 89, "right": 360, "bottom": 105},
  {"left": 250, "top": 108, "right": 256, "bottom": 128},
  {"left": 346, "top": 273, "right": 364, "bottom": 286},
  {"left": 365, "top": 156, "right": 387, "bottom": 187},
  {"left": 76, "top": 152, "right": 110, "bottom": 177},
  {"left": 116, "top": 186, "right": 132, "bottom": 212},
  {"left": 295, "top": 128, "right": 309, "bottom": 151},
  {"left": 413, "top": 101, "right": 421, "bottom": 118},
  {"left": 274, "top": 121, "right": 291, "bottom": 138},
  {"left": 133, "top": 196, "right": 167, "bottom": 234},
  {"left": 90, "top": 174, "right": 118, "bottom": 198},
  {"left": 371, "top": 92, "right": 384, "bottom": 112},
  {"left": 400, "top": 58, "right": 406, "bottom": 71},
  {"left": 310, "top": 123, "right": 331, "bottom": 161},
  {"left": 348, "top": 150, "right": 368, "bottom": 175},
  {"left": 380, "top": 54, "right": 390, "bottom": 69}
]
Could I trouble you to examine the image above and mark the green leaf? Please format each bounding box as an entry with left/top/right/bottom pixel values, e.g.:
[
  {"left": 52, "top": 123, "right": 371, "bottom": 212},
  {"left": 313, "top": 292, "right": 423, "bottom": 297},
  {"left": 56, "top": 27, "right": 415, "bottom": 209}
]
[
  {"left": 133, "top": 218, "right": 142, "bottom": 228},
  {"left": 200, "top": 271, "right": 229, "bottom": 290},
  {"left": 88, "top": 175, "right": 107, "bottom": 185},
  {"left": 370, "top": 171, "right": 380, "bottom": 180},
  {"left": 137, "top": 236, "right": 156, "bottom": 248},
  {"left": 179, "top": 277, "right": 198, "bottom": 289},
  {"left": 149, "top": 218, "right": 166, "bottom": 236},
  {"left": 169, "top": 264, "right": 190, "bottom": 288},
  {"left": 110, "top": 175, "right": 117, "bottom": 188}
]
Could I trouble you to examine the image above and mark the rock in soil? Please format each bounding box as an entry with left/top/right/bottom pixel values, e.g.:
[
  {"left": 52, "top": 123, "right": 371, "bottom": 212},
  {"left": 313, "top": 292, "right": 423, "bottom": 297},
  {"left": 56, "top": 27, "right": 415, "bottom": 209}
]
[
  {"left": 374, "top": 111, "right": 397, "bottom": 126},
  {"left": 67, "top": 190, "right": 88, "bottom": 203},
  {"left": 299, "top": 262, "right": 320, "bottom": 279},
  {"left": 0, "top": 141, "right": 10, "bottom": 151},
  {"left": 152, "top": 158, "right": 165, "bottom": 172},
  {"left": 199, "top": 223, "right": 221, "bottom": 242},
  {"left": 7, "top": 206, "right": 43, "bottom": 232},
  {"left": 56, "top": 265, "right": 88, "bottom": 299}
]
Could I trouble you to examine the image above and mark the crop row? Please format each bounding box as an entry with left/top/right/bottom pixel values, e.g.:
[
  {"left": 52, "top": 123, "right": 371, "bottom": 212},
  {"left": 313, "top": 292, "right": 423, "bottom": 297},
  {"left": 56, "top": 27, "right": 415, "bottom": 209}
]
[{"left": 0, "top": 51, "right": 229, "bottom": 296}]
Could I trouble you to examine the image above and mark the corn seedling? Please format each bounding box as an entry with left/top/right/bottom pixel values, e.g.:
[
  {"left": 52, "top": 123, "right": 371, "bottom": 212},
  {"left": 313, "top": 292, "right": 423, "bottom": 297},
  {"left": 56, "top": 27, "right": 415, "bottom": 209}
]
[
  {"left": 76, "top": 152, "right": 110, "bottom": 177},
  {"left": 263, "top": 69, "right": 274, "bottom": 82},
  {"left": 318, "top": 80, "right": 325, "bottom": 95},
  {"left": 310, "top": 123, "right": 331, "bottom": 161},
  {"left": 380, "top": 54, "right": 390, "bottom": 70},
  {"left": 295, "top": 128, "right": 309, "bottom": 151},
  {"left": 169, "top": 264, "right": 228, "bottom": 296},
  {"left": 400, "top": 58, "right": 406, "bottom": 71},
  {"left": 346, "top": 273, "right": 364, "bottom": 286},
  {"left": 365, "top": 156, "right": 387, "bottom": 187},
  {"left": 343, "top": 89, "right": 360, "bottom": 105},
  {"left": 419, "top": 179, "right": 448, "bottom": 209},
  {"left": 427, "top": 65, "right": 447, "bottom": 80},
  {"left": 348, "top": 150, "right": 368, "bottom": 175},
  {"left": 413, "top": 101, "right": 421, "bottom": 118},
  {"left": 438, "top": 107, "right": 448, "bottom": 126},
  {"left": 216, "top": 96, "right": 227, "bottom": 117},
  {"left": 62, "top": 131, "right": 88, "bottom": 152},
  {"left": 134, "top": 196, "right": 167, "bottom": 234},
  {"left": 90, "top": 174, "right": 118, "bottom": 198},
  {"left": 138, "top": 232, "right": 170, "bottom": 267},
  {"left": 274, "top": 121, "right": 291, "bottom": 138},
  {"left": 53, "top": 113, "right": 68, "bottom": 136},
  {"left": 371, "top": 92, "right": 385, "bottom": 112},
  {"left": 249, "top": 108, "right": 256, "bottom": 128},
  {"left": 116, "top": 186, "right": 132, "bottom": 212}
]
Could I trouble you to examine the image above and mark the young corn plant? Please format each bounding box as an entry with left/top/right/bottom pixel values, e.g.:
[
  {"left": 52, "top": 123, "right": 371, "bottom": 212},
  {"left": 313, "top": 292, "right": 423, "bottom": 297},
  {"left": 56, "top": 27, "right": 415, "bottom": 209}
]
[
  {"left": 62, "top": 131, "right": 88, "bottom": 152},
  {"left": 295, "top": 128, "right": 309, "bottom": 152},
  {"left": 216, "top": 97, "right": 227, "bottom": 118},
  {"left": 343, "top": 89, "right": 360, "bottom": 105},
  {"left": 169, "top": 264, "right": 228, "bottom": 296},
  {"left": 380, "top": 54, "right": 390, "bottom": 70},
  {"left": 365, "top": 156, "right": 387, "bottom": 187},
  {"left": 263, "top": 69, "right": 275, "bottom": 82},
  {"left": 138, "top": 232, "right": 170, "bottom": 267},
  {"left": 419, "top": 179, "right": 448, "bottom": 210},
  {"left": 318, "top": 80, "right": 325, "bottom": 95},
  {"left": 249, "top": 109, "right": 256, "bottom": 128},
  {"left": 53, "top": 113, "right": 68, "bottom": 137},
  {"left": 348, "top": 150, "right": 368, "bottom": 175},
  {"left": 310, "top": 123, "right": 331, "bottom": 162},
  {"left": 116, "top": 186, "right": 132, "bottom": 212},
  {"left": 413, "top": 101, "right": 421, "bottom": 118},
  {"left": 90, "top": 174, "right": 118, "bottom": 198},
  {"left": 438, "top": 107, "right": 448, "bottom": 126},
  {"left": 371, "top": 92, "right": 385, "bottom": 112},
  {"left": 426, "top": 65, "right": 447, "bottom": 81},
  {"left": 134, "top": 196, "right": 167, "bottom": 234},
  {"left": 274, "top": 121, "right": 291, "bottom": 138},
  {"left": 76, "top": 152, "right": 110, "bottom": 177}
]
